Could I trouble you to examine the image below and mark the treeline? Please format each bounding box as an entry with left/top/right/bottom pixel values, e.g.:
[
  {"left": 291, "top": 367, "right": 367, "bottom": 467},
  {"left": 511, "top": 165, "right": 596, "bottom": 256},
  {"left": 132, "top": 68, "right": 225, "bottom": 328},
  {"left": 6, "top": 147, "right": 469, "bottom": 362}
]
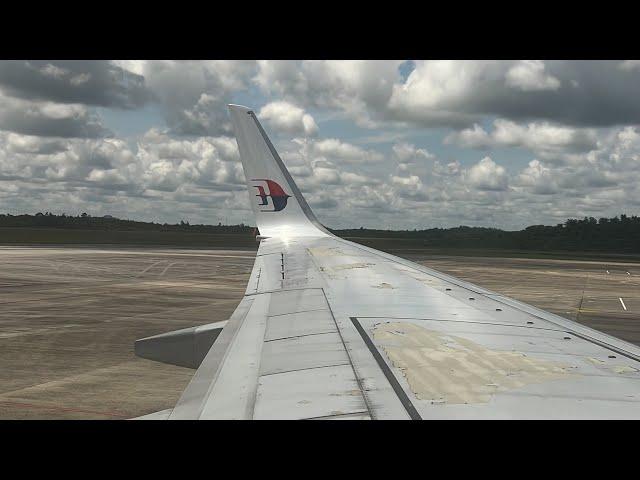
[
  {"left": 334, "top": 215, "right": 640, "bottom": 253},
  {"left": 0, "top": 212, "right": 253, "bottom": 234},
  {"left": 1, "top": 212, "right": 640, "bottom": 253}
]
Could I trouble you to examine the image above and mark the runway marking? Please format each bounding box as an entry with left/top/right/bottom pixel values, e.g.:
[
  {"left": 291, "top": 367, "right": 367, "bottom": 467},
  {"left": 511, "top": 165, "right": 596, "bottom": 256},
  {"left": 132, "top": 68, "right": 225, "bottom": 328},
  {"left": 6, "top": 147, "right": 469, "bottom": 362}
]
[
  {"left": 619, "top": 297, "right": 628, "bottom": 311},
  {"left": 136, "top": 260, "right": 166, "bottom": 276},
  {"left": 160, "top": 262, "right": 179, "bottom": 276}
]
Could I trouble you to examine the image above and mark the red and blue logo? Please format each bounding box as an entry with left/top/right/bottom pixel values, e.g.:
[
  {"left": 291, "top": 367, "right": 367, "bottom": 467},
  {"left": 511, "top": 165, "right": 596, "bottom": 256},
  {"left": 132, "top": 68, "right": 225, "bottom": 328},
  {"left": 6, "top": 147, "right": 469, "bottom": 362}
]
[{"left": 251, "top": 179, "right": 291, "bottom": 212}]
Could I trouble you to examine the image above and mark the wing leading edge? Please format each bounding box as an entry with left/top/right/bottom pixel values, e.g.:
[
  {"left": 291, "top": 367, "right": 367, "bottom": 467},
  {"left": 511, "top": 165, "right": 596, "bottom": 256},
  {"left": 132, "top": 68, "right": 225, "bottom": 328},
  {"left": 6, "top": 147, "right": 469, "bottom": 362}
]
[{"left": 135, "top": 105, "right": 640, "bottom": 419}]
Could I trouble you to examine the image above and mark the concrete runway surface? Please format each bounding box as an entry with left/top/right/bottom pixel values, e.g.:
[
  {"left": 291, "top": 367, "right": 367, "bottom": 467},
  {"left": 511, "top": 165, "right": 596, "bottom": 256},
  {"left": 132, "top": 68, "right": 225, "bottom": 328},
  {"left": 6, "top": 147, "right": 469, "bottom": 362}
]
[{"left": 0, "top": 246, "right": 638, "bottom": 419}]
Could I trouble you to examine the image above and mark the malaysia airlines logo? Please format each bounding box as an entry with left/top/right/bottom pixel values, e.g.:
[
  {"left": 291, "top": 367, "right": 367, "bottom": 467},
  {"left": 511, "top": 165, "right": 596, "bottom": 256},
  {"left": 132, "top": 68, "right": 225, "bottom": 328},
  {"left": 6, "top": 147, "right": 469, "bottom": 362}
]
[{"left": 251, "top": 179, "right": 291, "bottom": 212}]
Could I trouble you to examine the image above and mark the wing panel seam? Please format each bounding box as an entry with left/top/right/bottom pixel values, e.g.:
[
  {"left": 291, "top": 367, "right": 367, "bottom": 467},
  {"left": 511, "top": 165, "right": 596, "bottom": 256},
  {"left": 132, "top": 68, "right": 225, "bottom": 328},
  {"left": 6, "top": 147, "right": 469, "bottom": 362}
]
[
  {"left": 350, "top": 317, "right": 422, "bottom": 420},
  {"left": 319, "top": 290, "right": 375, "bottom": 419}
]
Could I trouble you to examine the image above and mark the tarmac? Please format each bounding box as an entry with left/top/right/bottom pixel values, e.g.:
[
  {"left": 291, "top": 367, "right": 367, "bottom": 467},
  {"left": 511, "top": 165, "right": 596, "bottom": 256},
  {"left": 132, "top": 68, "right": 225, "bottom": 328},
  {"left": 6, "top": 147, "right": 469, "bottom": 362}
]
[{"left": 0, "top": 246, "right": 637, "bottom": 419}]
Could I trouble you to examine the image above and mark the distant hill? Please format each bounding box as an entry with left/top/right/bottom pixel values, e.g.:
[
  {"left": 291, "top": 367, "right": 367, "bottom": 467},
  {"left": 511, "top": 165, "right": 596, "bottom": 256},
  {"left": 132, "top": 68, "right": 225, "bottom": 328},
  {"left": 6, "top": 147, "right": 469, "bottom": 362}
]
[{"left": 1, "top": 212, "right": 639, "bottom": 254}]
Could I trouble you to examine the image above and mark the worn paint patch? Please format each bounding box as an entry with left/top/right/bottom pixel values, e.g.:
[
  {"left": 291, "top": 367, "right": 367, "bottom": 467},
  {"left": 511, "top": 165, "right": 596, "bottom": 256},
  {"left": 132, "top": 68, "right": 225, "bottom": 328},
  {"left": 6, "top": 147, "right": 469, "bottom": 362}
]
[
  {"left": 373, "top": 322, "right": 574, "bottom": 405},
  {"left": 331, "top": 263, "right": 375, "bottom": 271},
  {"left": 329, "top": 389, "right": 361, "bottom": 397},
  {"left": 587, "top": 357, "right": 638, "bottom": 374},
  {"left": 308, "top": 247, "right": 346, "bottom": 257},
  {"left": 392, "top": 265, "right": 444, "bottom": 287},
  {"left": 373, "top": 282, "right": 394, "bottom": 289},
  {"left": 611, "top": 365, "right": 638, "bottom": 374},
  {"left": 317, "top": 265, "right": 346, "bottom": 280}
]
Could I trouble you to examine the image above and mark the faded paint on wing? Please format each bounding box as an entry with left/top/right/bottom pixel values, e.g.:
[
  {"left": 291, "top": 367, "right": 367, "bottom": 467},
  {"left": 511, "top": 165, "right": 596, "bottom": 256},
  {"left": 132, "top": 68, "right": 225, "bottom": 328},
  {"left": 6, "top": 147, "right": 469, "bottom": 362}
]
[
  {"left": 331, "top": 263, "right": 375, "bottom": 271},
  {"left": 308, "top": 247, "right": 347, "bottom": 257},
  {"left": 373, "top": 321, "right": 574, "bottom": 405},
  {"left": 372, "top": 282, "right": 395, "bottom": 289},
  {"left": 587, "top": 357, "right": 639, "bottom": 374},
  {"left": 309, "top": 247, "right": 373, "bottom": 279}
]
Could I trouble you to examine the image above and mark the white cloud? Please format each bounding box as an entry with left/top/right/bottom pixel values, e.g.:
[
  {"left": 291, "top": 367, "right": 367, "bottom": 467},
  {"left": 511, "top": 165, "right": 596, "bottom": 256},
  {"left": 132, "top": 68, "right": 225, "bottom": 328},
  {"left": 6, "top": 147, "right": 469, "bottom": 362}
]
[
  {"left": 490, "top": 120, "right": 596, "bottom": 152},
  {"left": 391, "top": 174, "right": 422, "bottom": 187},
  {"left": 619, "top": 60, "right": 640, "bottom": 71},
  {"left": 505, "top": 60, "right": 561, "bottom": 92},
  {"left": 446, "top": 119, "right": 599, "bottom": 159},
  {"left": 517, "top": 160, "right": 559, "bottom": 194},
  {"left": 136, "top": 129, "right": 244, "bottom": 190},
  {"left": 467, "top": 156, "right": 509, "bottom": 191},
  {"left": 5, "top": 132, "right": 67, "bottom": 154},
  {"left": 253, "top": 60, "right": 640, "bottom": 129},
  {"left": 390, "top": 173, "right": 428, "bottom": 200},
  {"left": 387, "top": 60, "right": 487, "bottom": 127},
  {"left": 0, "top": 60, "right": 151, "bottom": 109},
  {"left": 39, "top": 63, "right": 69, "bottom": 79},
  {"left": 2, "top": 60, "right": 640, "bottom": 229},
  {"left": 445, "top": 123, "right": 492, "bottom": 149},
  {"left": 0, "top": 91, "right": 109, "bottom": 138},
  {"left": 86, "top": 168, "right": 128, "bottom": 186},
  {"left": 254, "top": 60, "right": 402, "bottom": 127},
  {"left": 308, "top": 138, "right": 384, "bottom": 164},
  {"left": 112, "top": 60, "right": 146, "bottom": 76},
  {"left": 253, "top": 60, "right": 308, "bottom": 98},
  {"left": 258, "top": 101, "right": 318, "bottom": 137},
  {"left": 279, "top": 140, "right": 378, "bottom": 193},
  {"left": 140, "top": 60, "right": 255, "bottom": 136},
  {"left": 392, "top": 142, "right": 434, "bottom": 163}
]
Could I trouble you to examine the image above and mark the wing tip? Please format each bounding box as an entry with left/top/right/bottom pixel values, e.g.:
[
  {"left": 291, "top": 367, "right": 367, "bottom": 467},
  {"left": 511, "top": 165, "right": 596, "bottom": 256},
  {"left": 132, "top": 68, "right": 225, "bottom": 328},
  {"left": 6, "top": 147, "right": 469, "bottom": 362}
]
[{"left": 228, "top": 103, "right": 252, "bottom": 114}]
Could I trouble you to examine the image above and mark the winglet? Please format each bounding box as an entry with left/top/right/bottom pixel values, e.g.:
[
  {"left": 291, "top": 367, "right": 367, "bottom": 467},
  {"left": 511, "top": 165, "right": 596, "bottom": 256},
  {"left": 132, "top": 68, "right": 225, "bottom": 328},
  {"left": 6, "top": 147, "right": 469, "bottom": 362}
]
[{"left": 228, "top": 104, "right": 329, "bottom": 238}]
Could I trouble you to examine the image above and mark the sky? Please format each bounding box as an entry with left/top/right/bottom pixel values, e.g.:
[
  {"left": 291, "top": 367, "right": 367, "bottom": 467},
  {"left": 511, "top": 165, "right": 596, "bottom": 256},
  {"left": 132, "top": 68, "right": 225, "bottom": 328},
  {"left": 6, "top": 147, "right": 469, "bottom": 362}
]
[{"left": 1, "top": 60, "right": 640, "bottom": 231}]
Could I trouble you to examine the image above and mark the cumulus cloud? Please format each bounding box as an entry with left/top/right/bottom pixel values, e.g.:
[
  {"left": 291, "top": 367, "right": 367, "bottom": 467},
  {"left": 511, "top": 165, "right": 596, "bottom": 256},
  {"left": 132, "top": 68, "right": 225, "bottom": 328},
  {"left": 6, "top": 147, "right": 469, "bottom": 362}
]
[
  {"left": 390, "top": 142, "right": 436, "bottom": 178},
  {"left": 5, "top": 132, "right": 68, "bottom": 155},
  {"left": 445, "top": 123, "right": 492, "bottom": 148},
  {"left": 0, "top": 92, "right": 110, "bottom": 138},
  {"left": 140, "top": 60, "right": 255, "bottom": 136},
  {"left": 257, "top": 60, "right": 640, "bottom": 129},
  {"left": 136, "top": 129, "right": 244, "bottom": 190},
  {"left": 258, "top": 101, "right": 318, "bottom": 137},
  {"left": 446, "top": 119, "right": 599, "bottom": 160},
  {"left": 505, "top": 60, "right": 561, "bottom": 92},
  {"left": 277, "top": 139, "right": 379, "bottom": 194},
  {"left": 253, "top": 60, "right": 309, "bottom": 100},
  {"left": 0, "top": 60, "right": 152, "bottom": 108},
  {"left": 2, "top": 60, "right": 640, "bottom": 229},
  {"left": 390, "top": 173, "right": 428, "bottom": 200},
  {"left": 308, "top": 138, "right": 384, "bottom": 164},
  {"left": 392, "top": 142, "right": 434, "bottom": 163},
  {"left": 466, "top": 156, "right": 509, "bottom": 191},
  {"left": 517, "top": 160, "right": 559, "bottom": 194},
  {"left": 254, "top": 60, "right": 403, "bottom": 127},
  {"left": 0, "top": 132, "right": 134, "bottom": 188},
  {"left": 609, "top": 126, "right": 640, "bottom": 168}
]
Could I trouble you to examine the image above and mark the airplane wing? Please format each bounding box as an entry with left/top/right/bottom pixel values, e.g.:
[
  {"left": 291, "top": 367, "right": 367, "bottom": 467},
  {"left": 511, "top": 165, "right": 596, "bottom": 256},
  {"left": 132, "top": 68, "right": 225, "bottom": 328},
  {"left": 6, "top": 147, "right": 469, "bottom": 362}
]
[{"left": 135, "top": 104, "right": 640, "bottom": 419}]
